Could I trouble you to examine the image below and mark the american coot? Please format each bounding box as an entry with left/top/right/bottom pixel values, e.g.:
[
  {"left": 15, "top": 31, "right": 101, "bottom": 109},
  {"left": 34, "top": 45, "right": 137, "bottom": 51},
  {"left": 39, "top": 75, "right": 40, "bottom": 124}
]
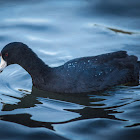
[{"left": 0, "top": 42, "right": 139, "bottom": 93}]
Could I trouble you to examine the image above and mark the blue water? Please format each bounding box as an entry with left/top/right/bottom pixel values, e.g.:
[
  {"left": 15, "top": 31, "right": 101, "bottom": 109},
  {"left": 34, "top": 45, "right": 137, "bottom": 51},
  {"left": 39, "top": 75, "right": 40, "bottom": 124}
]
[{"left": 0, "top": 0, "right": 140, "bottom": 139}]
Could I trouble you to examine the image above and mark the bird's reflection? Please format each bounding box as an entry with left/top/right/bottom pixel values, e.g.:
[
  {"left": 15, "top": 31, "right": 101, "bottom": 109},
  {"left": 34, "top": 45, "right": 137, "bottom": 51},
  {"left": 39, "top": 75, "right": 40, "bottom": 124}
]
[
  {"left": 0, "top": 86, "right": 123, "bottom": 130},
  {"left": 2, "top": 86, "right": 92, "bottom": 111}
]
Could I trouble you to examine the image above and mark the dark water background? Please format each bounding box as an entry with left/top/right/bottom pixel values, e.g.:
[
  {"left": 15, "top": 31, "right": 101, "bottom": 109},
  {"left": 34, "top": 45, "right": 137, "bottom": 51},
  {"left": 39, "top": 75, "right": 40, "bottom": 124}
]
[{"left": 0, "top": 0, "right": 140, "bottom": 139}]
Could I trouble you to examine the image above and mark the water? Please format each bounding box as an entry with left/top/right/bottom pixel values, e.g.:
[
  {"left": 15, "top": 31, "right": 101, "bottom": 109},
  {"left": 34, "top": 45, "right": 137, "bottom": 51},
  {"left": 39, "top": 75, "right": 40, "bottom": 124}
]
[{"left": 0, "top": 0, "right": 140, "bottom": 139}]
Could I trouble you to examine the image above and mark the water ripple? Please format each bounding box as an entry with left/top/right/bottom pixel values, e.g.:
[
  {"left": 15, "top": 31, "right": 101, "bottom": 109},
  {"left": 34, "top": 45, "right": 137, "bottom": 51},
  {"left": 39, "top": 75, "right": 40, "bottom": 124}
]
[{"left": 0, "top": 0, "right": 140, "bottom": 139}]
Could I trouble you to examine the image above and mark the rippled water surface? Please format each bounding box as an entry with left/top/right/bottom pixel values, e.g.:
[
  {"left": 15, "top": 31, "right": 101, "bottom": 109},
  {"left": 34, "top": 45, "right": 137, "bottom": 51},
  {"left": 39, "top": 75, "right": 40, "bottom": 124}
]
[{"left": 0, "top": 0, "right": 140, "bottom": 140}]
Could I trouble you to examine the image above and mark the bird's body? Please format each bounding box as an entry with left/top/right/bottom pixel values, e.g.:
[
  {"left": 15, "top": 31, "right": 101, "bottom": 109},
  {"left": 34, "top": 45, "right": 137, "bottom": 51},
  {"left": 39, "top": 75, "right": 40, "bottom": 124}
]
[{"left": 0, "top": 42, "right": 139, "bottom": 93}]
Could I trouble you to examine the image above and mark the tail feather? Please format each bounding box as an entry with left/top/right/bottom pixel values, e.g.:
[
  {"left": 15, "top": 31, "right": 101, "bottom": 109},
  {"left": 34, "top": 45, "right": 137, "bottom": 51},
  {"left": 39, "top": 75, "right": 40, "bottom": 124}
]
[{"left": 138, "top": 61, "right": 140, "bottom": 70}]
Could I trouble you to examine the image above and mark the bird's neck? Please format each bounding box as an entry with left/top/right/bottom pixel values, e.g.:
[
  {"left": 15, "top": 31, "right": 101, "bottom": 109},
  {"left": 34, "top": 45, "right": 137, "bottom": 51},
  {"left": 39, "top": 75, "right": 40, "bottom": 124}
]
[{"left": 17, "top": 51, "right": 51, "bottom": 84}]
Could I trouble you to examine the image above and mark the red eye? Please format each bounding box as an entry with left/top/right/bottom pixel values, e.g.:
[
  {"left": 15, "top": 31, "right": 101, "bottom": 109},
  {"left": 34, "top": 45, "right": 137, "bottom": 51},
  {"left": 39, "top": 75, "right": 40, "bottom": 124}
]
[{"left": 5, "top": 53, "right": 8, "bottom": 57}]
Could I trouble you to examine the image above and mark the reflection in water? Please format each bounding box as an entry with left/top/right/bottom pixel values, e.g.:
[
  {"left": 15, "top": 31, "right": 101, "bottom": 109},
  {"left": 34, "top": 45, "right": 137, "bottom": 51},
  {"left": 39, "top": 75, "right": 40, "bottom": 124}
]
[
  {"left": 0, "top": 86, "right": 126, "bottom": 130},
  {"left": 1, "top": 85, "right": 140, "bottom": 140}
]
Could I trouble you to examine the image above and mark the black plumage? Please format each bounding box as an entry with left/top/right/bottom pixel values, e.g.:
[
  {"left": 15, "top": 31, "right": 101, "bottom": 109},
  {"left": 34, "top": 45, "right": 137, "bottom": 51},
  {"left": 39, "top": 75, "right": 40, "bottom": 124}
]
[{"left": 0, "top": 42, "right": 139, "bottom": 93}]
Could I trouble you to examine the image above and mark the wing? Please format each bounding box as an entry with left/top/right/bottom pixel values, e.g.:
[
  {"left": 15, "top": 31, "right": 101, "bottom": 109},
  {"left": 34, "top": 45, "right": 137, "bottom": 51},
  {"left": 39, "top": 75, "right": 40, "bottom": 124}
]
[{"left": 52, "top": 51, "right": 138, "bottom": 93}]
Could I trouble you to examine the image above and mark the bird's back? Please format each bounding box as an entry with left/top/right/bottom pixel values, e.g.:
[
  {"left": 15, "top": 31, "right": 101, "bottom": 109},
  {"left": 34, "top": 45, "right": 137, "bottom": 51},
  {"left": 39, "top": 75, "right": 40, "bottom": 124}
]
[{"left": 43, "top": 51, "right": 139, "bottom": 93}]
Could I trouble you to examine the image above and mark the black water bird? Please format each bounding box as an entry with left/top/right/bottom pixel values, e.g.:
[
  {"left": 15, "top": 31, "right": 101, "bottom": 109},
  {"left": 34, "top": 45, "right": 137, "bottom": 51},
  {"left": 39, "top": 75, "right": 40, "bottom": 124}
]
[{"left": 0, "top": 42, "right": 139, "bottom": 93}]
